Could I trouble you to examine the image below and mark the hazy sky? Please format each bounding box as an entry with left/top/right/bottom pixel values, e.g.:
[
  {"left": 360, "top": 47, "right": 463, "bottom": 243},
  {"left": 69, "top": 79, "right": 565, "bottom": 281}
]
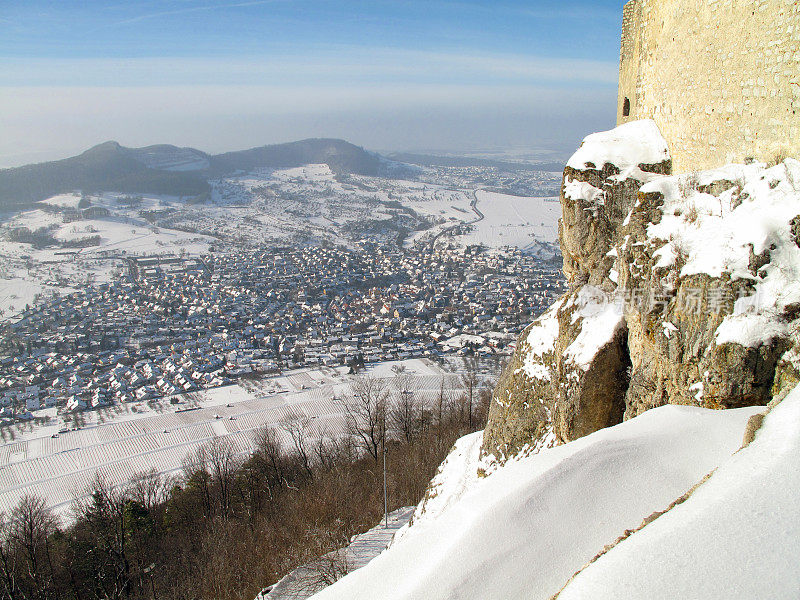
[{"left": 0, "top": 0, "right": 626, "bottom": 167}]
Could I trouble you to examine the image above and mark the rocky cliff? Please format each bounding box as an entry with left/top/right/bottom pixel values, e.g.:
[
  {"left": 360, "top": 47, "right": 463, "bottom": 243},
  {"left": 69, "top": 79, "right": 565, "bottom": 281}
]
[{"left": 484, "top": 120, "right": 800, "bottom": 460}]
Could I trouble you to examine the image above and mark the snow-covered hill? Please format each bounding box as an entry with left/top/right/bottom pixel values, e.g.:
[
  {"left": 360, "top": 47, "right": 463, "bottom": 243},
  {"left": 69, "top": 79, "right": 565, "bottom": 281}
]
[{"left": 309, "top": 398, "right": 781, "bottom": 600}]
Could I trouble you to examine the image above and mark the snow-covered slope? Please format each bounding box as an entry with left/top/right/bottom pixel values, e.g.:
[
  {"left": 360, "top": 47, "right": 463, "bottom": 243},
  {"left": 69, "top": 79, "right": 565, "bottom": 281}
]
[
  {"left": 392, "top": 431, "right": 484, "bottom": 543},
  {"left": 311, "top": 403, "right": 762, "bottom": 600},
  {"left": 557, "top": 385, "right": 800, "bottom": 599}
]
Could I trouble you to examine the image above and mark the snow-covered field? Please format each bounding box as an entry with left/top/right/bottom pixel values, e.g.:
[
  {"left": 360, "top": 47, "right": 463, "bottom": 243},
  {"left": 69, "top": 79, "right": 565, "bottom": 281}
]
[
  {"left": 0, "top": 164, "right": 563, "bottom": 318},
  {"left": 0, "top": 359, "right": 462, "bottom": 517},
  {"left": 310, "top": 396, "right": 781, "bottom": 600},
  {"left": 464, "top": 190, "right": 560, "bottom": 251},
  {"left": 0, "top": 192, "right": 214, "bottom": 318}
]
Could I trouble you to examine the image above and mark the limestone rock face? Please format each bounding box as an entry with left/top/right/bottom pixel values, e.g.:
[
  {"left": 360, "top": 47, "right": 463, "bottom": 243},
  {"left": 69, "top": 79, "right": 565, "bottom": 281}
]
[
  {"left": 484, "top": 121, "right": 670, "bottom": 459},
  {"left": 552, "top": 293, "right": 629, "bottom": 443},
  {"left": 484, "top": 120, "right": 800, "bottom": 462},
  {"left": 483, "top": 317, "right": 553, "bottom": 459}
]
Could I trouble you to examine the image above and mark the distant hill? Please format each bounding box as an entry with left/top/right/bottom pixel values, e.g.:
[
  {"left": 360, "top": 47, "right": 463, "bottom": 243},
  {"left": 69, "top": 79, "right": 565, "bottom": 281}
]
[
  {"left": 0, "top": 138, "right": 388, "bottom": 210},
  {"left": 0, "top": 142, "right": 210, "bottom": 210},
  {"left": 127, "top": 144, "right": 211, "bottom": 172},
  {"left": 208, "top": 138, "right": 384, "bottom": 177}
]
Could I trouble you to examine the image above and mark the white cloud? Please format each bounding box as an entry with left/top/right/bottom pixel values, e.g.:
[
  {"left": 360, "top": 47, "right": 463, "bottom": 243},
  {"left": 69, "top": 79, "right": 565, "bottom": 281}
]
[{"left": 112, "top": 0, "right": 287, "bottom": 26}]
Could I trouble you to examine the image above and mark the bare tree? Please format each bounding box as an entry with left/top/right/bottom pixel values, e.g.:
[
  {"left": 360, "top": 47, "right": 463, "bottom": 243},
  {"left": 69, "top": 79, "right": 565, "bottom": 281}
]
[
  {"left": 415, "top": 391, "right": 434, "bottom": 437},
  {"left": 200, "top": 437, "right": 242, "bottom": 520},
  {"left": 181, "top": 451, "right": 214, "bottom": 519},
  {"left": 0, "top": 495, "right": 59, "bottom": 600},
  {"left": 344, "top": 376, "right": 388, "bottom": 461},
  {"left": 128, "top": 468, "right": 171, "bottom": 512},
  {"left": 251, "top": 425, "right": 286, "bottom": 500},
  {"left": 434, "top": 376, "right": 450, "bottom": 443},
  {"left": 280, "top": 413, "right": 315, "bottom": 480},
  {"left": 0, "top": 513, "right": 17, "bottom": 600},
  {"left": 311, "top": 425, "right": 351, "bottom": 472},
  {"left": 460, "top": 362, "right": 479, "bottom": 430},
  {"left": 390, "top": 371, "right": 418, "bottom": 444},
  {"left": 476, "top": 380, "right": 495, "bottom": 426}
]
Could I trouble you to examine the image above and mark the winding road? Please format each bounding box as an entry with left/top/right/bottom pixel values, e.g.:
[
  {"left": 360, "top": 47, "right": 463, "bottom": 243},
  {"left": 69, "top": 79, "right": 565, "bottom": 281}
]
[{"left": 429, "top": 190, "right": 484, "bottom": 251}]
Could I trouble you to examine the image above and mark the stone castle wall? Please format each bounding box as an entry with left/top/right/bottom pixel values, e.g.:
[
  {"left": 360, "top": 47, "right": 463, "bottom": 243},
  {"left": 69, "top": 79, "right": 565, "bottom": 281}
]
[{"left": 617, "top": 0, "right": 800, "bottom": 173}]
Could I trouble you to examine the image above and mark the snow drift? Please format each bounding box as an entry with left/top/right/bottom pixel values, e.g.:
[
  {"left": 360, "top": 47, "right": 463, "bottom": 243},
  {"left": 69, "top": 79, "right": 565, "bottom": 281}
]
[
  {"left": 310, "top": 402, "right": 763, "bottom": 600},
  {"left": 558, "top": 384, "right": 800, "bottom": 599}
]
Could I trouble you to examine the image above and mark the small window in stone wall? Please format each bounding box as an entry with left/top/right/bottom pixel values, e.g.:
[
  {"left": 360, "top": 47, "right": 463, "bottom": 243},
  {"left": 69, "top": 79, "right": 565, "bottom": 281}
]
[{"left": 623, "top": 97, "right": 631, "bottom": 117}]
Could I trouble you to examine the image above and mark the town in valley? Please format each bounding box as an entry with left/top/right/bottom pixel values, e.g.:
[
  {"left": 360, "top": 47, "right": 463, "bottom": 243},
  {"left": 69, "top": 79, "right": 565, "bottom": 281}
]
[{"left": 0, "top": 161, "right": 564, "bottom": 429}]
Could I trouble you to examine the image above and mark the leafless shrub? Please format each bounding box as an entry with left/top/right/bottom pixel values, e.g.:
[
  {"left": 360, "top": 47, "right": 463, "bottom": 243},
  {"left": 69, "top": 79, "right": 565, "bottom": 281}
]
[
  {"left": 390, "top": 371, "right": 418, "bottom": 444},
  {"left": 294, "top": 549, "right": 351, "bottom": 596},
  {"left": 460, "top": 360, "right": 480, "bottom": 430},
  {"left": 684, "top": 203, "right": 699, "bottom": 223},
  {"left": 678, "top": 172, "right": 701, "bottom": 197},
  {"left": 128, "top": 469, "right": 172, "bottom": 512},
  {"left": 769, "top": 149, "right": 789, "bottom": 167},
  {"left": 281, "top": 412, "right": 316, "bottom": 480}
]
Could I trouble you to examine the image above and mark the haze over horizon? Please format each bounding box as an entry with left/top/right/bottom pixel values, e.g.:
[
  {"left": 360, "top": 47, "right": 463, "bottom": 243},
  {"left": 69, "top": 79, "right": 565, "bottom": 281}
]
[{"left": 0, "top": 0, "right": 626, "bottom": 168}]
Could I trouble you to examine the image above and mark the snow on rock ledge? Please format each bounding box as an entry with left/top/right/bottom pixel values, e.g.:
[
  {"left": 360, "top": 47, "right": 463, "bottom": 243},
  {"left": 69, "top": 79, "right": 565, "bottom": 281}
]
[
  {"left": 520, "top": 299, "right": 562, "bottom": 381},
  {"left": 618, "top": 158, "right": 800, "bottom": 416},
  {"left": 486, "top": 120, "right": 672, "bottom": 458},
  {"left": 488, "top": 120, "right": 798, "bottom": 461},
  {"left": 560, "top": 120, "right": 671, "bottom": 290},
  {"left": 484, "top": 286, "right": 629, "bottom": 459},
  {"left": 567, "top": 119, "right": 670, "bottom": 178},
  {"left": 642, "top": 159, "right": 800, "bottom": 349},
  {"left": 483, "top": 300, "right": 561, "bottom": 460},
  {"left": 563, "top": 286, "right": 626, "bottom": 372}
]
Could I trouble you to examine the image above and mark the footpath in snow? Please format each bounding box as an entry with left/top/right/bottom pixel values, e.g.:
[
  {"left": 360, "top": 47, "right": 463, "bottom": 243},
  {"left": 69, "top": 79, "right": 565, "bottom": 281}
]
[{"left": 258, "top": 507, "right": 414, "bottom": 600}]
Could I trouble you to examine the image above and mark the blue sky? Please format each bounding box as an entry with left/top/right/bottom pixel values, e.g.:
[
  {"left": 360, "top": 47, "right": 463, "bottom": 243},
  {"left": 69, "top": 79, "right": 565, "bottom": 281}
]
[{"left": 0, "top": 0, "right": 628, "bottom": 165}]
